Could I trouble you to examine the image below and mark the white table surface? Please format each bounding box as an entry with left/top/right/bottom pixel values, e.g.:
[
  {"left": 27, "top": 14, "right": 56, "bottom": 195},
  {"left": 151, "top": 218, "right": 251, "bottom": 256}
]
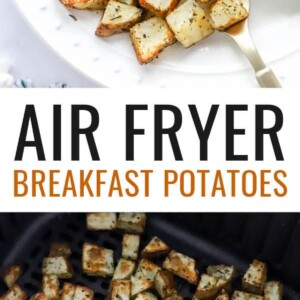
[{"left": 0, "top": 0, "right": 98, "bottom": 88}]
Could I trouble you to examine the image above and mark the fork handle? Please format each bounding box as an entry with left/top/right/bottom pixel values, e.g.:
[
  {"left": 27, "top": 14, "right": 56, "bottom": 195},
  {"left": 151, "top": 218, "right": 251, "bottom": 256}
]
[{"left": 231, "top": 29, "right": 282, "bottom": 88}]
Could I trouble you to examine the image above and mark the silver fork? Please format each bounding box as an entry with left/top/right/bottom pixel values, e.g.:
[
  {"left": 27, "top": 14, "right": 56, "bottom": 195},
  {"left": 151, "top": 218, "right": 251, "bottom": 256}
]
[{"left": 224, "top": 0, "right": 282, "bottom": 88}]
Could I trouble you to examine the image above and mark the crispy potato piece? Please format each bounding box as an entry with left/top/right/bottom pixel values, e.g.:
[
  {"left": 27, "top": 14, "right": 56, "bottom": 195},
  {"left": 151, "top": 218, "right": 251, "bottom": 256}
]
[
  {"left": 117, "top": 213, "right": 147, "bottom": 234},
  {"left": 215, "top": 292, "right": 229, "bottom": 300},
  {"left": 231, "top": 291, "right": 263, "bottom": 300},
  {"left": 60, "top": 0, "right": 108, "bottom": 10},
  {"left": 113, "top": 259, "right": 136, "bottom": 280},
  {"left": 207, "top": 265, "right": 235, "bottom": 293},
  {"left": 1, "top": 265, "right": 22, "bottom": 288},
  {"left": 61, "top": 283, "right": 76, "bottom": 300},
  {"left": 135, "top": 292, "right": 158, "bottom": 300},
  {"left": 42, "top": 275, "right": 60, "bottom": 300},
  {"left": 242, "top": 260, "right": 267, "bottom": 295},
  {"left": 131, "top": 276, "right": 154, "bottom": 297},
  {"left": 208, "top": 0, "right": 248, "bottom": 30},
  {"left": 122, "top": 234, "right": 140, "bottom": 261},
  {"left": 194, "top": 274, "right": 219, "bottom": 300},
  {"left": 264, "top": 282, "right": 283, "bottom": 300},
  {"left": 109, "top": 280, "right": 131, "bottom": 300},
  {"left": 163, "top": 250, "right": 198, "bottom": 284},
  {"left": 165, "top": 294, "right": 183, "bottom": 300},
  {"left": 166, "top": 0, "right": 213, "bottom": 48},
  {"left": 74, "top": 286, "right": 94, "bottom": 300},
  {"left": 49, "top": 243, "right": 72, "bottom": 258},
  {"left": 154, "top": 270, "right": 176, "bottom": 299},
  {"left": 87, "top": 213, "right": 117, "bottom": 231},
  {"left": 130, "top": 17, "right": 176, "bottom": 64},
  {"left": 82, "top": 243, "right": 114, "bottom": 277},
  {"left": 139, "top": 0, "right": 178, "bottom": 18},
  {"left": 42, "top": 257, "right": 73, "bottom": 279},
  {"left": 135, "top": 259, "right": 161, "bottom": 282},
  {"left": 0, "top": 284, "right": 27, "bottom": 300},
  {"left": 142, "top": 236, "right": 170, "bottom": 259},
  {"left": 30, "top": 293, "right": 48, "bottom": 300}
]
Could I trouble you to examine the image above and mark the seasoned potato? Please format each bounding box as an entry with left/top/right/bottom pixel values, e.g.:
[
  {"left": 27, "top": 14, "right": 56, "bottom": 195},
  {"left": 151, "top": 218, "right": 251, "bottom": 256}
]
[
  {"left": 165, "top": 294, "right": 183, "bottom": 300},
  {"left": 139, "top": 0, "right": 178, "bottom": 18},
  {"left": 122, "top": 234, "right": 140, "bottom": 261},
  {"left": 135, "top": 259, "right": 161, "bottom": 282},
  {"left": 109, "top": 280, "right": 131, "bottom": 300},
  {"left": 131, "top": 276, "right": 154, "bottom": 297},
  {"left": 42, "top": 275, "right": 60, "bottom": 300},
  {"left": 42, "top": 257, "right": 73, "bottom": 279},
  {"left": 96, "top": 1, "right": 143, "bottom": 37},
  {"left": 60, "top": 0, "right": 108, "bottom": 10},
  {"left": 74, "top": 286, "right": 94, "bottom": 300},
  {"left": 264, "top": 282, "right": 283, "bottom": 300},
  {"left": 231, "top": 291, "right": 264, "bottom": 300},
  {"left": 130, "top": 17, "right": 176, "bottom": 64},
  {"left": 61, "top": 283, "right": 76, "bottom": 300},
  {"left": 215, "top": 292, "right": 230, "bottom": 300},
  {"left": 207, "top": 265, "right": 235, "bottom": 293},
  {"left": 87, "top": 213, "right": 117, "bottom": 231},
  {"left": 166, "top": 0, "right": 213, "bottom": 48},
  {"left": 194, "top": 274, "right": 220, "bottom": 300},
  {"left": 0, "top": 284, "right": 27, "bottom": 300},
  {"left": 113, "top": 259, "right": 136, "bottom": 280},
  {"left": 163, "top": 250, "right": 198, "bottom": 284},
  {"left": 82, "top": 243, "right": 114, "bottom": 277},
  {"left": 30, "top": 293, "right": 49, "bottom": 300},
  {"left": 242, "top": 260, "right": 267, "bottom": 295},
  {"left": 141, "top": 236, "right": 170, "bottom": 259},
  {"left": 117, "top": 213, "right": 147, "bottom": 233},
  {"left": 1, "top": 265, "right": 22, "bottom": 288},
  {"left": 135, "top": 292, "right": 158, "bottom": 300},
  {"left": 208, "top": 0, "right": 248, "bottom": 30},
  {"left": 154, "top": 270, "right": 176, "bottom": 299}
]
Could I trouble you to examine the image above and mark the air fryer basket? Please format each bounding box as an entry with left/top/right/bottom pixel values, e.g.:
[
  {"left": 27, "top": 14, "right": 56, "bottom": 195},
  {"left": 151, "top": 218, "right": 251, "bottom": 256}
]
[{"left": 0, "top": 214, "right": 299, "bottom": 299}]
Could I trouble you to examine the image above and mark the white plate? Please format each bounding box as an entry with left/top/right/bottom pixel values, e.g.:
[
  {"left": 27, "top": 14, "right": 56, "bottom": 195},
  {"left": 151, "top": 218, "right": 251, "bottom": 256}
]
[{"left": 13, "top": 0, "right": 300, "bottom": 87}]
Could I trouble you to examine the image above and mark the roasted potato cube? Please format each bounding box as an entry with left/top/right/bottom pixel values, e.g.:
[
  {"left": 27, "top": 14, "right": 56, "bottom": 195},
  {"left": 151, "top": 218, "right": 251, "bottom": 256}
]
[
  {"left": 130, "top": 17, "right": 176, "bottom": 64},
  {"left": 74, "top": 286, "right": 94, "bottom": 300},
  {"left": 0, "top": 284, "right": 27, "bottom": 300},
  {"left": 42, "top": 275, "right": 60, "bottom": 300},
  {"left": 242, "top": 260, "right": 267, "bottom": 295},
  {"left": 215, "top": 292, "right": 229, "bottom": 300},
  {"left": 163, "top": 250, "right": 198, "bottom": 284},
  {"left": 42, "top": 257, "right": 73, "bottom": 279},
  {"left": 82, "top": 243, "right": 114, "bottom": 277},
  {"left": 207, "top": 265, "right": 235, "bottom": 293},
  {"left": 30, "top": 293, "right": 48, "bottom": 300},
  {"left": 110, "top": 280, "right": 131, "bottom": 300},
  {"left": 135, "top": 292, "right": 158, "bottom": 300},
  {"left": 87, "top": 213, "right": 117, "bottom": 231},
  {"left": 117, "top": 213, "right": 147, "bottom": 233},
  {"left": 142, "top": 236, "right": 170, "bottom": 259},
  {"left": 154, "top": 270, "right": 176, "bottom": 299},
  {"left": 49, "top": 243, "right": 72, "bottom": 258},
  {"left": 61, "top": 283, "right": 76, "bottom": 300},
  {"left": 131, "top": 276, "right": 154, "bottom": 297},
  {"left": 209, "top": 0, "right": 248, "bottom": 30},
  {"left": 166, "top": 0, "right": 213, "bottom": 48},
  {"left": 96, "top": 1, "right": 143, "bottom": 37},
  {"left": 135, "top": 259, "right": 161, "bottom": 282},
  {"left": 139, "top": 0, "right": 178, "bottom": 18},
  {"left": 60, "top": 0, "right": 108, "bottom": 10},
  {"left": 264, "top": 282, "right": 283, "bottom": 300},
  {"left": 231, "top": 291, "right": 264, "bottom": 300},
  {"left": 194, "top": 274, "right": 220, "bottom": 300},
  {"left": 1, "top": 265, "right": 22, "bottom": 288},
  {"left": 113, "top": 259, "right": 136, "bottom": 280},
  {"left": 122, "top": 234, "right": 140, "bottom": 261},
  {"left": 165, "top": 294, "right": 183, "bottom": 300}
]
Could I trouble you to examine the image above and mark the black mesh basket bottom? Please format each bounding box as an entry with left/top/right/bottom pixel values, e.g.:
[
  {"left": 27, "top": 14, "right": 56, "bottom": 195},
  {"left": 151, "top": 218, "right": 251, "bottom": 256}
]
[{"left": 0, "top": 214, "right": 299, "bottom": 300}]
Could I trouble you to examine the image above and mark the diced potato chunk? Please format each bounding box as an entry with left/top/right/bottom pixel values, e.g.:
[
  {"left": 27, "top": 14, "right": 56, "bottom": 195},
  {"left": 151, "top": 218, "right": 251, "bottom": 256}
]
[
  {"left": 242, "top": 260, "right": 267, "bottom": 295},
  {"left": 165, "top": 294, "right": 183, "bottom": 300},
  {"left": 49, "top": 243, "right": 72, "bottom": 258},
  {"left": 139, "top": 0, "right": 178, "bottom": 18},
  {"left": 1, "top": 266, "right": 22, "bottom": 288},
  {"left": 60, "top": 0, "right": 108, "bottom": 10},
  {"left": 215, "top": 292, "right": 230, "bottom": 300},
  {"left": 154, "top": 270, "right": 176, "bottom": 299},
  {"left": 131, "top": 276, "right": 154, "bottom": 297},
  {"left": 117, "top": 213, "right": 147, "bottom": 233},
  {"left": 42, "top": 275, "right": 60, "bottom": 300},
  {"left": 42, "top": 257, "right": 73, "bottom": 279},
  {"left": 30, "top": 293, "right": 48, "bottom": 300},
  {"left": 209, "top": 0, "right": 248, "bottom": 30},
  {"left": 166, "top": 0, "right": 213, "bottom": 48},
  {"left": 194, "top": 274, "right": 219, "bottom": 300},
  {"left": 207, "top": 265, "right": 235, "bottom": 292},
  {"left": 142, "top": 236, "right": 170, "bottom": 259},
  {"left": 74, "top": 286, "right": 94, "bottom": 300},
  {"left": 135, "top": 259, "right": 161, "bottom": 282},
  {"left": 61, "top": 283, "right": 76, "bottom": 300},
  {"left": 130, "top": 17, "right": 176, "bottom": 64},
  {"left": 122, "top": 234, "right": 140, "bottom": 261},
  {"left": 110, "top": 280, "right": 131, "bottom": 300},
  {"left": 113, "top": 259, "right": 136, "bottom": 280},
  {"left": 163, "top": 250, "right": 198, "bottom": 284},
  {"left": 0, "top": 284, "right": 27, "bottom": 300},
  {"left": 96, "top": 2, "right": 142, "bottom": 37},
  {"left": 264, "top": 282, "right": 283, "bottom": 300},
  {"left": 86, "top": 213, "right": 117, "bottom": 231},
  {"left": 231, "top": 291, "right": 264, "bottom": 300},
  {"left": 82, "top": 243, "right": 114, "bottom": 277},
  {"left": 135, "top": 292, "right": 158, "bottom": 300}
]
